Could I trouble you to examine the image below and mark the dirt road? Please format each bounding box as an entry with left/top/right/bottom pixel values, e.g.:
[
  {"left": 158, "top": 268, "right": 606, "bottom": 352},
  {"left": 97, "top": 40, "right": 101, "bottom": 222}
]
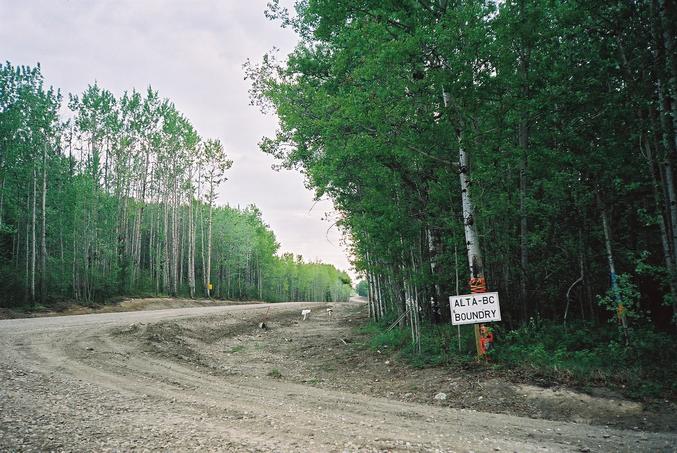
[{"left": 1, "top": 301, "right": 675, "bottom": 452}]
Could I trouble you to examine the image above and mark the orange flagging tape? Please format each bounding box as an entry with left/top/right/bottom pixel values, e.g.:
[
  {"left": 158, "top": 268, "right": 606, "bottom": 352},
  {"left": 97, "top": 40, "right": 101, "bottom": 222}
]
[{"left": 469, "top": 277, "right": 487, "bottom": 294}]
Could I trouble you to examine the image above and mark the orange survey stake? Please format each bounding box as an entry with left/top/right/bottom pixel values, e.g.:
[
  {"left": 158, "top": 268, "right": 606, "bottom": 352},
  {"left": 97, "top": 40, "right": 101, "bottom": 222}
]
[{"left": 479, "top": 325, "right": 494, "bottom": 354}]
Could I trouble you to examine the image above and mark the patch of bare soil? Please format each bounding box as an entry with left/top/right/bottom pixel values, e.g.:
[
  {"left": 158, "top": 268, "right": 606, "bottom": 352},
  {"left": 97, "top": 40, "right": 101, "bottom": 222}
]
[
  {"left": 115, "top": 302, "right": 677, "bottom": 434},
  {"left": 3, "top": 301, "right": 675, "bottom": 451}
]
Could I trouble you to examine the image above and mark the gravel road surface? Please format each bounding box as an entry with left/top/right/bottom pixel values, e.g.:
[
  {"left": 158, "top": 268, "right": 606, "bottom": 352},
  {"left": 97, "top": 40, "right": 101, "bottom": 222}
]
[{"left": 1, "top": 301, "right": 675, "bottom": 452}]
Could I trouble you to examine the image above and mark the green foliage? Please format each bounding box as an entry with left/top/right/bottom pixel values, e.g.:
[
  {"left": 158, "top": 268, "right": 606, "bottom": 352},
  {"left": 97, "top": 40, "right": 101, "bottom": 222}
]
[
  {"left": 361, "top": 319, "right": 676, "bottom": 398},
  {"left": 370, "top": 328, "right": 409, "bottom": 352},
  {"left": 355, "top": 279, "right": 368, "bottom": 297},
  {"left": 596, "top": 274, "right": 642, "bottom": 320},
  {"left": 0, "top": 62, "right": 351, "bottom": 308},
  {"left": 364, "top": 318, "right": 477, "bottom": 368},
  {"left": 491, "top": 321, "right": 677, "bottom": 398},
  {"left": 251, "top": 0, "right": 677, "bottom": 335}
]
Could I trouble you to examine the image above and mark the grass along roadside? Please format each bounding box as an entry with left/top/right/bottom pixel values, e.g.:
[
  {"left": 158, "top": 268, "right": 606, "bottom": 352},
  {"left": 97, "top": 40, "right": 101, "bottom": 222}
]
[{"left": 359, "top": 316, "right": 677, "bottom": 401}]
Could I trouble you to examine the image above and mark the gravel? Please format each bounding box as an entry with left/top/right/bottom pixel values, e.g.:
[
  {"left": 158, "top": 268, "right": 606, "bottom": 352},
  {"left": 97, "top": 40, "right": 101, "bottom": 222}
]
[{"left": 1, "top": 302, "right": 675, "bottom": 452}]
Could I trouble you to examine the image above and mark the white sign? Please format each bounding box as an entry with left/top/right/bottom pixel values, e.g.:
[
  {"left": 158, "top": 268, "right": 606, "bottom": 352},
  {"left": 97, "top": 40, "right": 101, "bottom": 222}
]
[{"left": 449, "top": 292, "right": 501, "bottom": 325}]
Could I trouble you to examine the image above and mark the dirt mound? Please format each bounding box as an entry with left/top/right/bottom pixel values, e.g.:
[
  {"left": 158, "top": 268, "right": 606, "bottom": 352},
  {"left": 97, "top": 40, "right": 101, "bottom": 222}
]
[
  {"left": 113, "top": 302, "right": 676, "bottom": 433},
  {"left": 0, "top": 297, "right": 259, "bottom": 319},
  {"left": 514, "top": 383, "right": 643, "bottom": 422},
  {"left": 0, "top": 308, "right": 21, "bottom": 319}
]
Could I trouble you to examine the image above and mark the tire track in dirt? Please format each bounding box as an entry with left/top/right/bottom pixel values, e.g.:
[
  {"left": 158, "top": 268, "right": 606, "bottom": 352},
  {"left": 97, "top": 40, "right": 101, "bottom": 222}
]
[{"left": 1, "top": 302, "right": 675, "bottom": 452}]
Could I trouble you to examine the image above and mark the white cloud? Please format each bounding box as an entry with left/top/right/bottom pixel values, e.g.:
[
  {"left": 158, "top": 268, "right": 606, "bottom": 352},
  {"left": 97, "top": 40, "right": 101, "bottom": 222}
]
[{"left": 0, "top": 0, "right": 357, "bottom": 280}]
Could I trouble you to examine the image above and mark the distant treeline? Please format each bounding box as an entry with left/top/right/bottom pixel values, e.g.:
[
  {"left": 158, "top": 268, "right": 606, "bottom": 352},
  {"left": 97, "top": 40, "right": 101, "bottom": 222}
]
[
  {"left": 249, "top": 0, "right": 677, "bottom": 346},
  {"left": 0, "top": 62, "right": 352, "bottom": 307}
]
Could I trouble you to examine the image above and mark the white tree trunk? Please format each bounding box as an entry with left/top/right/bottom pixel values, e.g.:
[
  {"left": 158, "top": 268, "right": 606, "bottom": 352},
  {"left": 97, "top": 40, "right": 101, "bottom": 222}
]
[
  {"left": 41, "top": 143, "right": 48, "bottom": 304},
  {"left": 644, "top": 138, "right": 677, "bottom": 316},
  {"left": 188, "top": 198, "right": 196, "bottom": 298},
  {"left": 458, "top": 139, "right": 484, "bottom": 280},
  {"left": 206, "top": 201, "right": 213, "bottom": 298},
  {"left": 163, "top": 197, "right": 170, "bottom": 292},
  {"left": 31, "top": 166, "right": 37, "bottom": 305},
  {"left": 600, "top": 202, "right": 629, "bottom": 344},
  {"left": 455, "top": 119, "right": 487, "bottom": 357}
]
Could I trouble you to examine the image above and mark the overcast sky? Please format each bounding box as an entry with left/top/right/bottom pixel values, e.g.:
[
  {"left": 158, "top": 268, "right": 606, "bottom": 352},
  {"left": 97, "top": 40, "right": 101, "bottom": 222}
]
[{"left": 1, "top": 0, "right": 356, "bottom": 280}]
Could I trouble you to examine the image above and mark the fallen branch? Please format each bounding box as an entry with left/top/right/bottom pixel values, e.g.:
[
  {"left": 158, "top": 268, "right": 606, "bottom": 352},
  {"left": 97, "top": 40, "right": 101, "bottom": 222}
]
[{"left": 386, "top": 309, "right": 409, "bottom": 332}]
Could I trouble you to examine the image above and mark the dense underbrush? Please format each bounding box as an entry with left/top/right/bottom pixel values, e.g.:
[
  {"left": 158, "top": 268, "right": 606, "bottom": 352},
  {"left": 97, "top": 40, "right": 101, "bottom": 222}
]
[{"left": 360, "top": 316, "right": 677, "bottom": 399}]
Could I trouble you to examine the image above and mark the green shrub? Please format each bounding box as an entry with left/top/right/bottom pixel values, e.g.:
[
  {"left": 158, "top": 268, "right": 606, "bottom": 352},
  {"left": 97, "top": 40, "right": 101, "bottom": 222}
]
[
  {"left": 370, "top": 328, "right": 410, "bottom": 351},
  {"left": 267, "top": 368, "right": 282, "bottom": 379},
  {"left": 359, "top": 316, "right": 677, "bottom": 399}
]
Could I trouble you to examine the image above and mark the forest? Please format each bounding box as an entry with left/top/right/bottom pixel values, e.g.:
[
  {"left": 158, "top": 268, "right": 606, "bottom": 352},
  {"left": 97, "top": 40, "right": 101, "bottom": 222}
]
[
  {"left": 248, "top": 0, "right": 677, "bottom": 368},
  {"left": 0, "top": 62, "right": 353, "bottom": 307}
]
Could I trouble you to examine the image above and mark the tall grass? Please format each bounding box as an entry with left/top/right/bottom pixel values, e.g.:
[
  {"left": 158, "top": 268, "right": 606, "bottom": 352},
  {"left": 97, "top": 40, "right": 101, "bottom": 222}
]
[{"left": 357, "top": 317, "right": 677, "bottom": 398}]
